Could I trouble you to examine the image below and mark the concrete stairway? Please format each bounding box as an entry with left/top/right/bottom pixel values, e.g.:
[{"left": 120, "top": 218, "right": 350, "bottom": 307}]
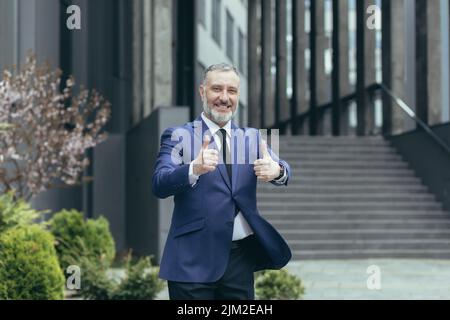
[{"left": 258, "top": 136, "right": 450, "bottom": 260}]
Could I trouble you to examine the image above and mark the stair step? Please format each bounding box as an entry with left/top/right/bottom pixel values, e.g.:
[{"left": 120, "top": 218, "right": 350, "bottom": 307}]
[
  {"left": 272, "top": 219, "right": 450, "bottom": 230},
  {"left": 260, "top": 202, "right": 442, "bottom": 210},
  {"left": 288, "top": 239, "right": 450, "bottom": 250},
  {"left": 283, "top": 154, "right": 403, "bottom": 161},
  {"left": 258, "top": 185, "right": 429, "bottom": 193},
  {"left": 281, "top": 137, "right": 385, "bottom": 142},
  {"left": 257, "top": 194, "right": 436, "bottom": 202},
  {"left": 281, "top": 229, "right": 450, "bottom": 241},
  {"left": 280, "top": 148, "right": 398, "bottom": 155},
  {"left": 285, "top": 176, "right": 422, "bottom": 184},
  {"left": 295, "top": 168, "right": 415, "bottom": 175},
  {"left": 280, "top": 140, "right": 389, "bottom": 146},
  {"left": 291, "top": 249, "right": 450, "bottom": 260},
  {"left": 290, "top": 162, "right": 409, "bottom": 169},
  {"left": 265, "top": 213, "right": 450, "bottom": 220}
]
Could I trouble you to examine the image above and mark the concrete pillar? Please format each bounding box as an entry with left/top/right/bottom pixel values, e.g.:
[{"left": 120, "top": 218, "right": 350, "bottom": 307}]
[
  {"left": 261, "top": 0, "right": 274, "bottom": 128},
  {"left": 17, "top": 0, "right": 60, "bottom": 66},
  {"left": 427, "top": 0, "right": 442, "bottom": 125},
  {"left": 248, "top": 0, "right": 261, "bottom": 128},
  {"left": 143, "top": 0, "right": 154, "bottom": 118},
  {"left": 339, "top": 0, "right": 351, "bottom": 96},
  {"left": 276, "top": 0, "right": 288, "bottom": 127},
  {"left": 153, "top": 0, "right": 174, "bottom": 109},
  {"left": 391, "top": 0, "right": 407, "bottom": 134},
  {"left": 132, "top": 0, "right": 143, "bottom": 125},
  {"left": 0, "top": 0, "right": 18, "bottom": 71},
  {"left": 416, "top": 0, "right": 428, "bottom": 126},
  {"left": 292, "top": 0, "right": 306, "bottom": 134},
  {"left": 316, "top": 0, "right": 328, "bottom": 106},
  {"left": 339, "top": 0, "right": 351, "bottom": 134},
  {"left": 364, "top": 0, "right": 377, "bottom": 134}
]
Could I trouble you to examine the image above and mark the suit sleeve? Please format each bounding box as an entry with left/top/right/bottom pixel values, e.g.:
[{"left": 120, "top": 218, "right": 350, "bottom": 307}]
[
  {"left": 152, "top": 128, "right": 192, "bottom": 199},
  {"left": 269, "top": 152, "right": 291, "bottom": 187}
]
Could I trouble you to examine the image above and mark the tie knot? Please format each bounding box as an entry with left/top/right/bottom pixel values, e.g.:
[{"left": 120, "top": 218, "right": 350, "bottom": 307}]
[{"left": 219, "top": 128, "right": 227, "bottom": 138}]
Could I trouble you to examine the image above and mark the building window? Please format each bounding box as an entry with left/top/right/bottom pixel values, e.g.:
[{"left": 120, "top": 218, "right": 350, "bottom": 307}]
[
  {"left": 212, "top": 0, "right": 221, "bottom": 46},
  {"left": 226, "top": 10, "right": 234, "bottom": 61},
  {"left": 198, "top": 0, "right": 206, "bottom": 27},
  {"left": 238, "top": 29, "right": 246, "bottom": 74}
]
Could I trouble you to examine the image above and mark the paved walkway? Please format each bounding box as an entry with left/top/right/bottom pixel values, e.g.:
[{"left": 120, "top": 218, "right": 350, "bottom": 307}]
[
  {"left": 285, "top": 259, "right": 450, "bottom": 300},
  {"left": 157, "top": 259, "right": 450, "bottom": 300}
]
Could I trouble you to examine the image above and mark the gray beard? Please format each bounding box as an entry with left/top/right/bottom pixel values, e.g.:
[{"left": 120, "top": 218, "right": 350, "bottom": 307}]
[{"left": 203, "top": 100, "right": 235, "bottom": 125}]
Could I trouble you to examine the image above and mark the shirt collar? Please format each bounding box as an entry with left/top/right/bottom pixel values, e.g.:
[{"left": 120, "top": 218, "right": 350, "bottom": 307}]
[{"left": 201, "top": 112, "right": 231, "bottom": 138}]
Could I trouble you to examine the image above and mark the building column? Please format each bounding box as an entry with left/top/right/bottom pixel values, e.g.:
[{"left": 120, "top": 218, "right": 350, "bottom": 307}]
[
  {"left": 364, "top": 0, "right": 377, "bottom": 134},
  {"left": 381, "top": 0, "right": 392, "bottom": 135},
  {"left": 154, "top": 0, "right": 174, "bottom": 109},
  {"left": 427, "top": 0, "right": 442, "bottom": 125},
  {"left": 275, "top": 0, "right": 288, "bottom": 132},
  {"left": 261, "top": 0, "right": 274, "bottom": 128},
  {"left": 416, "top": 0, "right": 428, "bottom": 126},
  {"left": 248, "top": 0, "right": 261, "bottom": 128},
  {"left": 331, "top": 0, "right": 340, "bottom": 136},
  {"left": 132, "top": 0, "right": 143, "bottom": 125},
  {"left": 316, "top": 0, "right": 327, "bottom": 134},
  {"left": 338, "top": 0, "right": 351, "bottom": 135},
  {"left": 356, "top": 0, "right": 367, "bottom": 136},
  {"left": 0, "top": 0, "right": 18, "bottom": 71},
  {"left": 143, "top": 0, "right": 154, "bottom": 119},
  {"left": 308, "top": 0, "right": 329, "bottom": 135},
  {"left": 389, "top": 0, "right": 407, "bottom": 134},
  {"left": 292, "top": 0, "right": 306, "bottom": 135}
]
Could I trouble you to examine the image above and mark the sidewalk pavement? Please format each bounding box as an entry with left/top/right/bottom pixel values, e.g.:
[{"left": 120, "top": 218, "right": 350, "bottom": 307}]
[{"left": 157, "top": 259, "right": 450, "bottom": 300}]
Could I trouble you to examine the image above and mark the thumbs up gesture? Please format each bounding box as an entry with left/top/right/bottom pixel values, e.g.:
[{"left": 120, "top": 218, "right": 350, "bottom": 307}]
[
  {"left": 192, "top": 135, "right": 220, "bottom": 176},
  {"left": 254, "top": 140, "right": 282, "bottom": 182}
]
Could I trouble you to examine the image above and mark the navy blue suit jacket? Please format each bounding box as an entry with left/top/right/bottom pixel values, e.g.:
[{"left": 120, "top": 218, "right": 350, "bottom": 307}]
[{"left": 152, "top": 116, "right": 292, "bottom": 282}]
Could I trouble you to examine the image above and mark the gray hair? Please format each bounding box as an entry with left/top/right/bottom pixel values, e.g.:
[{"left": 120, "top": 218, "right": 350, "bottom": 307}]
[{"left": 202, "top": 63, "right": 239, "bottom": 85}]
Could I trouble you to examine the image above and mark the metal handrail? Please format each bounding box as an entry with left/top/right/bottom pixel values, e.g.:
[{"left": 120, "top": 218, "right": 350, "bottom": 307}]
[{"left": 379, "top": 83, "right": 450, "bottom": 157}]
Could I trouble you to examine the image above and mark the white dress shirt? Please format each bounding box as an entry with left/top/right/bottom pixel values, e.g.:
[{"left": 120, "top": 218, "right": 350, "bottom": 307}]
[{"left": 188, "top": 113, "right": 287, "bottom": 241}]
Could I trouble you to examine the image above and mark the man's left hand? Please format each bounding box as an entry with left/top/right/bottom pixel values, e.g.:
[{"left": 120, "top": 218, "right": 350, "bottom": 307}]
[{"left": 253, "top": 141, "right": 281, "bottom": 182}]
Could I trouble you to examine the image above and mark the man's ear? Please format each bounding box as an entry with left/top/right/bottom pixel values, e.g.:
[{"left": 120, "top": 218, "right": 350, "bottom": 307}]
[{"left": 199, "top": 85, "right": 205, "bottom": 101}]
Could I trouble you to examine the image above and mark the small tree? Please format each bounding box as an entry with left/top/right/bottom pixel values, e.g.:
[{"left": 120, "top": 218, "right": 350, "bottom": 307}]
[{"left": 0, "top": 52, "right": 111, "bottom": 200}]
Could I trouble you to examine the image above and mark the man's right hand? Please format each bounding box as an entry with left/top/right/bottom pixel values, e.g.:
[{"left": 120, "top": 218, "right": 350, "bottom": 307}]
[{"left": 192, "top": 135, "right": 219, "bottom": 176}]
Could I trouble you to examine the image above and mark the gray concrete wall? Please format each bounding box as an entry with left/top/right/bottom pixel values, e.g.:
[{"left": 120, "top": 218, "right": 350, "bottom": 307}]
[
  {"left": 93, "top": 134, "right": 127, "bottom": 253},
  {"left": 388, "top": 123, "right": 450, "bottom": 212},
  {"left": 126, "top": 107, "right": 189, "bottom": 261},
  {"left": 0, "top": 0, "right": 18, "bottom": 71},
  {"left": 18, "top": 0, "right": 60, "bottom": 66}
]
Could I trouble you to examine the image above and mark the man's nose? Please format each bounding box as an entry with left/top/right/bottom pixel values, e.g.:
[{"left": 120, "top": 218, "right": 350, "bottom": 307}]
[{"left": 219, "top": 90, "right": 229, "bottom": 103}]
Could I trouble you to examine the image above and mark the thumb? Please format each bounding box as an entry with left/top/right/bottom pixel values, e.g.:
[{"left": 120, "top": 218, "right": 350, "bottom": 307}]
[
  {"left": 260, "top": 140, "right": 270, "bottom": 159},
  {"left": 202, "top": 135, "right": 211, "bottom": 150}
]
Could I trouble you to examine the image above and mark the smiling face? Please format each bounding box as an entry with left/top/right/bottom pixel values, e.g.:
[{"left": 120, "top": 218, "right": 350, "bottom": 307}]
[{"left": 199, "top": 69, "right": 240, "bottom": 126}]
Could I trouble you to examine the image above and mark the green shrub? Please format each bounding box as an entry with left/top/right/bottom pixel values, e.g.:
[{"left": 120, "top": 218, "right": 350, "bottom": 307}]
[
  {"left": 0, "top": 225, "right": 65, "bottom": 300},
  {"left": 255, "top": 269, "right": 305, "bottom": 300},
  {"left": 112, "top": 256, "right": 165, "bottom": 300},
  {"left": 49, "top": 209, "right": 115, "bottom": 270},
  {"left": 75, "top": 254, "right": 115, "bottom": 300},
  {"left": 76, "top": 253, "right": 165, "bottom": 300},
  {"left": 0, "top": 192, "right": 48, "bottom": 232}
]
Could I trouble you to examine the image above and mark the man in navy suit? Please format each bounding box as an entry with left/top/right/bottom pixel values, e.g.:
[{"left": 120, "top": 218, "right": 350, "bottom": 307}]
[{"left": 152, "top": 63, "right": 291, "bottom": 300}]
